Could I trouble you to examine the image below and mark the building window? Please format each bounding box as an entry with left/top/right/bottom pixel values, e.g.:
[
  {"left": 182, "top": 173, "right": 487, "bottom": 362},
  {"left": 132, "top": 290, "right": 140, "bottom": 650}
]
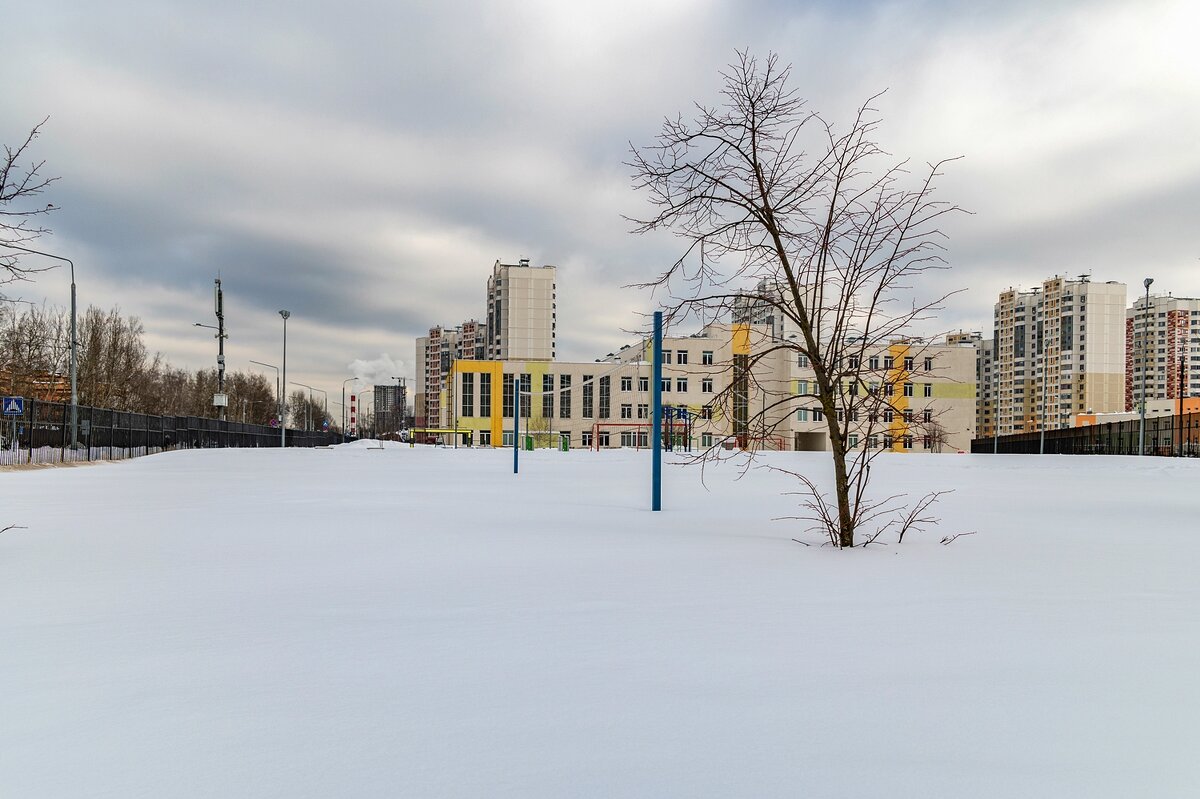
[
  {"left": 661, "top": 350, "right": 672, "bottom": 364},
  {"left": 868, "top": 435, "right": 879, "bottom": 448},
  {"left": 903, "top": 435, "right": 913, "bottom": 449},
  {"left": 502, "top": 430, "right": 514, "bottom": 446},
  {"left": 903, "top": 382, "right": 914, "bottom": 397},
  {"left": 599, "top": 376, "right": 611, "bottom": 419},
  {"left": 621, "top": 431, "right": 635, "bottom": 447},
  {"left": 462, "top": 373, "right": 474, "bottom": 418},
  {"left": 903, "top": 409, "right": 913, "bottom": 423},
  {"left": 869, "top": 356, "right": 879, "bottom": 370},
  {"left": 676, "top": 378, "right": 688, "bottom": 392},
  {"left": 702, "top": 351, "right": 713, "bottom": 366},
  {"left": 543, "top": 374, "right": 554, "bottom": 419},
  {"left": 503, "top": 374, "right": 515, "bottom": 418},
  {"left": 904, "top": 356, "right": 914, "bottom": 371},
  {"left": 559, "top": 374, "right": 571, "bottom": 418},
  {"left": 633, "top": 403, "right": 646, "bottom": 419},
  {"left": 923, "top": 383, "right": 932, "bottom": 398},
  {"left": 480, "top": 372, "right": 491, "bottom": 418},
  {"left": 848, "top": 433, "right": 859, "bottom": 448},
  {"left": 798, "top": 354, "right": 810, "bottom": 367},
  {"left": 884, "top": 409, "right": 894, "bottom": 423},
  {"left": 924, "top": 357, "right": 933, "bottom": 371},
  {"left": 677, "top": 350, "right": 688, "bottom": 364},
  {"left": 884, "top": 382, "right": 894, "bottom": 397},
  {"left": 702, "top": 378, "right": 713, "bottom": 393},
  {"left": 479, "top": 430, "right": 491, "bottom": 447},
  {"left": 812, "top": 408, "right": 824, "bottom": 421},
  {"left": 598, "top": 431, "right": 611, "bottom": 447},
  {"left": 848, "top": 356, "right": 860, "bottom": 368},
  {"left": 583, "top": 375, "right": 594, "bottom": 418},
  {"left": 923, "top": 435, "right": 932, "bottom": 449},
  {"left": 581, "top": 431, "right": 593, "bottom": 448},
  {"left": 700, "top": 405, "right": 713, "bottom": 420},
  {"left": 923, "top": 408, "right": 932, "bottom": 423},
  {"left": 701, "top": 433, "right": 713, "bottom": 447},
  {"left": 520, "top": 373, "right": 531, "bottom": 418},
  {"left": 621, "top": 403, "right": 633, "bottom": 419},
  {"left": 661, "top": 378, "right": 671, "bottom": 392},
  {"left": 621, "top": 376, "right": 633, "bottom": 392},
  {"left": 884, "top": 356, "right": 895, "bottom": 369}
]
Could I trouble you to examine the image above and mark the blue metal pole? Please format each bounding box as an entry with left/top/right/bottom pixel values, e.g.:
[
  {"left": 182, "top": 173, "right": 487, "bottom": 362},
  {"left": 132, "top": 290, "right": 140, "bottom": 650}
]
[
  {"left": 652, "top": 312, "right": 663, "bottom": 511},
  {"left": 513, "top": 376, "right": 520, "bottom": 475}
]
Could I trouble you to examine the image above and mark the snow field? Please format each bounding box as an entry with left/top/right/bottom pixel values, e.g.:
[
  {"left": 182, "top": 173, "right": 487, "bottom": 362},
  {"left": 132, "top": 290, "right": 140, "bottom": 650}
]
[{"left": 1, "top": 445, "right": 1197, "bottom": 797}]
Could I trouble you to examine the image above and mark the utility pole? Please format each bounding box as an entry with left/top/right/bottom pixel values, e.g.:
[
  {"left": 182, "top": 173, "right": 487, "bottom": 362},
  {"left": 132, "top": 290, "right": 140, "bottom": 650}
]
[{"left": 215, "top": 278, "right": 226, "bottom": 421}]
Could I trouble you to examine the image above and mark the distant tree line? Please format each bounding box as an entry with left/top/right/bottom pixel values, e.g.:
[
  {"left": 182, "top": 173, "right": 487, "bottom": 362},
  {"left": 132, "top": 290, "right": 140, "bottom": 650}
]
[{"left": 0, "top": 302, "right": 332, "bottom": 429}]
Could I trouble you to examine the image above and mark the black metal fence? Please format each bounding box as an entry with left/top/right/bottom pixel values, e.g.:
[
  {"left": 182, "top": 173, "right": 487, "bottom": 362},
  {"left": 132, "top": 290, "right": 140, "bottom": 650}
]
[
  {"left": 1, "top": 398, "right": 345, "bottom": 465},
  {"left": 971, "top": 411, "right": 1200, "bottom": 456}
]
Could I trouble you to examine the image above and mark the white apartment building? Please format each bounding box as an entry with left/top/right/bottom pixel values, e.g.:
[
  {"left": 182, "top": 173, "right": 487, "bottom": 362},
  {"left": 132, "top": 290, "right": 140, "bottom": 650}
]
[
  {"left": 993, "top": 277, "right": 1126, "bottom": 434},
  {"left": 1126, "top": 294, "right": 1200, "bottom": 411},
  {"left": 485, "top": 259, "right": 556, "bottom": 361}
]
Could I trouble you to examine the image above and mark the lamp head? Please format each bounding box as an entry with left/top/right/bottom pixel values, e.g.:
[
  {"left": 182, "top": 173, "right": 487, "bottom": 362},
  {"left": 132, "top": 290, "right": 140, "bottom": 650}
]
[
  {"left": 279, "top": 310, "right": 290, "bottom": 320},
  {"left": 1144, "top": 278, "right": 1154, "bottom": 290}
]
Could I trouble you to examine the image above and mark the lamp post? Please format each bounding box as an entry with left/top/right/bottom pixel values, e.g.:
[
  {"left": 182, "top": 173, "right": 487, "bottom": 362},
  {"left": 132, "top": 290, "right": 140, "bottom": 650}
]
[
  {"left": 290, "top": 382, "right": 315, "bottom": 430},
  {"left": 1139, "top": 278, "right": 1153, "bottom": 456},
  {"left": 250, "top": 360, "right": 280, "bottom": 422},
  {"left": 1, "top": 243, "right": 77, "bottom": 446},
  {"left": 279, "top": 310, "right": 289, "bottom": 447}
]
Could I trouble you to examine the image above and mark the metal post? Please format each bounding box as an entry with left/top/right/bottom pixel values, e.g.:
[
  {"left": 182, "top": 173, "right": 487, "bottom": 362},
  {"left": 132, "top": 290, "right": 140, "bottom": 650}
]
[
  {"left": 513, "top": 376, "right": 520, "bottom": 474},
  {"left": 215, "top": 278, "right": 226, "bottom": 422},
  {"left": 1139, "top": 278, "right": 1152, "bottom": 456},
  {"left": 652, "top": 311, "right": 663, "bottom": 511},
  {"left": 279, "top": 310, "right": 289, "bottom": 447}
]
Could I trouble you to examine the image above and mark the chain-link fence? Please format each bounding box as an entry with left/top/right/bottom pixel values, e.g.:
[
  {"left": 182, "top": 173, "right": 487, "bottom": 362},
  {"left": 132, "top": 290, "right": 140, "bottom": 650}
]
[
  {"left": 0, "top": 399, "right": 344, "bottom": 466},
  {"left": 971, "top": 411, "right": 1200, "bottom": 456}
]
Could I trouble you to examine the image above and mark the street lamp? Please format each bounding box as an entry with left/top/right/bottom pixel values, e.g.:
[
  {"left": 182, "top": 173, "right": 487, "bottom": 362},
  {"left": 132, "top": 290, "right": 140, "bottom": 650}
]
[
  {"left": 249, "top": 360, "right": 280, "bottom": 423},
  {"left": 1139, "top": 278, "right": 1153, "bottom": 456},
  {"left": 0, "top": 243, "right": 78, "bottom": 446},
  {"left": 290, "top": 381, "right": 315, "bottom": 430},
  {"left": 279, "top": 310, "right": 290, "bottom": 447}
]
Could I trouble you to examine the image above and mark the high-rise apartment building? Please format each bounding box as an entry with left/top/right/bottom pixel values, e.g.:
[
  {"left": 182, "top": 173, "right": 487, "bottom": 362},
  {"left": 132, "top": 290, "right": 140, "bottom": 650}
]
[
  {"left": 485, "top": 259, "right": 556, "bottom": 361},
  {"left": 993, "top": 277, "right": 1126, "bottom": 434},
  {"left": 1126, "top": 294, "right": 1200, "bottom": 411}
]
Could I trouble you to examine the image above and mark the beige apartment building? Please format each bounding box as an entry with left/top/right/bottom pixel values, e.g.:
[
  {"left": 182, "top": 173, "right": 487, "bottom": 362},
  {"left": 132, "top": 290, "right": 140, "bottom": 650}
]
[
  {"left": 1126, "top": 293, "right": 1200, "bottom": 411},
  {"left": 486, "top": 259, "right": 556, "bottom": 361},
  {"left": 992, "top": 277, "right": 1126, "bottom": 435}
]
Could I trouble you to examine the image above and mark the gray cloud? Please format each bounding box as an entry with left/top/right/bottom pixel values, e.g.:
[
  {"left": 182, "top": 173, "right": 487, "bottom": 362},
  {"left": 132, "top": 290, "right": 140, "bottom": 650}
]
[{"left": 6, "top": 0, "right": 1198, "bottom": 396}]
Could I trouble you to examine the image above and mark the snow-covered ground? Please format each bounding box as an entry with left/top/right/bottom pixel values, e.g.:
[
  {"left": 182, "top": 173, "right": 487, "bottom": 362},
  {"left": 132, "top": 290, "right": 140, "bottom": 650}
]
[{"left": 2, "top": 445, "right": 1197, "bottom": 797}]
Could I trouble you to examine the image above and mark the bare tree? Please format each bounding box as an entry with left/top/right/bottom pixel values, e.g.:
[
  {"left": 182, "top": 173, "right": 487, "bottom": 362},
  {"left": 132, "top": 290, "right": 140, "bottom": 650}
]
[
  {"left": 1, "top": 119, "right": 59, "bottom": 293},
  {"left": 628, "top": 51, "right": 961, "bottom": 547}
]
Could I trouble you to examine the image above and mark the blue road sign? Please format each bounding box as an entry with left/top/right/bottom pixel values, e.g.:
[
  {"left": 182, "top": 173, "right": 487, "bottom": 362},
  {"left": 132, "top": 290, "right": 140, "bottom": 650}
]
[{"left": 2, "top": 397, "right": 24, "bottom": 416}]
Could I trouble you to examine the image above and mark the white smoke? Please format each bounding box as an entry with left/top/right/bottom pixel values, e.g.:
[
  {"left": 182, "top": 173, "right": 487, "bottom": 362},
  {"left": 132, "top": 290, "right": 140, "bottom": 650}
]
[{"left": 346, "top": 353, "right": 407, "bottom": 388}]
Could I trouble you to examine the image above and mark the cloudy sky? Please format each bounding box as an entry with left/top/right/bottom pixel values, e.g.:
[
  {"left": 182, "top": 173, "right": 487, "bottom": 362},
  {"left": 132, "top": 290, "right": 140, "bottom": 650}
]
[{"left": 5, "top": 0, "right": 1198, "bottom": 403}]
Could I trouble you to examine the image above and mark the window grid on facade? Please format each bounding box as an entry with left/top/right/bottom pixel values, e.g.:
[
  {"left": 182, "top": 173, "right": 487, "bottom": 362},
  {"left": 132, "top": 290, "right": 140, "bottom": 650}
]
[
  {"left": 559, "top": 374, "right": 571, "bottom": 418},
  {"left": 598, "top": 376, "right": 611, "bottom": 419}
]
